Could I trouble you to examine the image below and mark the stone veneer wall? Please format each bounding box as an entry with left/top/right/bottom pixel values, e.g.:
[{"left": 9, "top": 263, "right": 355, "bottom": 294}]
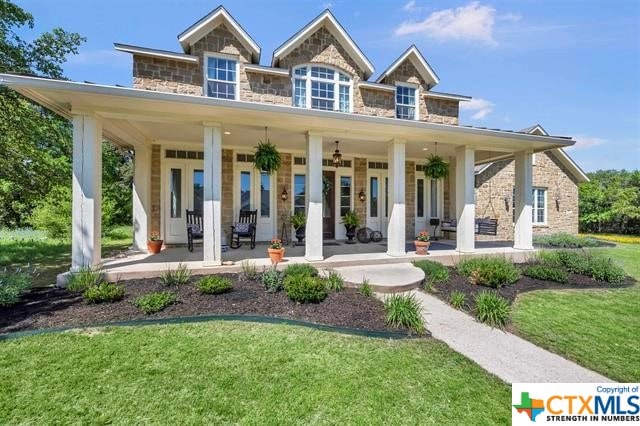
[
  {"left": 276, "top": 153, "right": 292, "bottom": 240},
  {"left": 405, "top": 161, "right": 415, "bottom": 240},
  {"left": 426, "top": 98, "right": 459, "bottom": 125},
  {"left": 353, "top": 158, "right": 367, "bottom": 227},
  {"left": 133, "top": 56, "right": 202, "bottom": 94},
  {"left": 474, "top": 151, "right": 579, "bottom": 241},
  {"left": 221, "top": 149, "right": 234, "bottom": 245},
  {"left": 150, "top": 144, "right": 161, "bottom": 235}
]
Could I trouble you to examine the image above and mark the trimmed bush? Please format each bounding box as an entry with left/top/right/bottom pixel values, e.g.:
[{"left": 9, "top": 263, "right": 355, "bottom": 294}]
[
  {"left": 283, "top": 263, "right": 318, "bottom": 278},
  {"left": 160, "top": 263, "right": 191, "bottom": 287},
  {"left": 384, "top": 294, "right": 425, "bottom": 334},
  {"left": 537, "top": 250, "right": 627, "bottom": 284},
  {"left": 66, "top": 267, "right": 103, "bottom": 293},
  {"left": 261, "top": 267, "right": 284, "bottom": 293},
  {"left": 240, "top": 261, "right": 259, "bottom": 281},
  {"left": 458, "top": 257, "right": 520, "bottom": 288},
  {"left": 284, "top": 275, "right": 327, "bottom": 303},
  {"left": 474, "top": 291, "right": 510, "bottom": 327},
  {"left": 588, "top": 256, "right": 626, "bottom": 284},
  {"left": 413, "top": 260, "right": 450, "bottom": 289},
  {"left": 534, "top": 233, "right": 599, "bottom": 248},
  {"left": 449, "top": 291, "right": 466, "bottom": 310},
  {"left": 0, "top": 268, "right": 32, "bottom": 307},
  {"left": 523, "top": 264, "right": 569, "bottom": 284},
  {"left": 323, "top": 270, "right": 344, "bottom": 292},
  {"left": 84, "top": 282, "right": 125, "bottom": 304},
  {"left": 197, "top": 276, "right": 233, "bottom": 295},
  {"left": 359, "top": 279, "right": 373, "bottom": 297},
  {"left": 134, "top": 292, "right": 177, "bottom": 314}
]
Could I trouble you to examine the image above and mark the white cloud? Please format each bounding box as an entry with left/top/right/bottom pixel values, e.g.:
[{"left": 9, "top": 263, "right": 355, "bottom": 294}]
[
  {"left": 565, "top": 135, "right": 606, "bottom": 151},
  {"left": 459, "top": 98, "right": 494, "bottom": 120},
  {"left": 402, "top": 1, "right": 417, "bottom": 12},
  {"left": 394, "top": 2, "right": 498, "bottom": 46}
]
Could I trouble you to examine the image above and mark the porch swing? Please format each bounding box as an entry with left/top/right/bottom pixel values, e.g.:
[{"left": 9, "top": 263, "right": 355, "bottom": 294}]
[{"left": 440, "top": 178, "right": 499, "bottom": 237}]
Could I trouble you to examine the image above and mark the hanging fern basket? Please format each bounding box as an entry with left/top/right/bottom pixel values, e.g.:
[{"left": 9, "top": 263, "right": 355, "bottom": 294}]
[
  {"left": 253, "top": 141, "right": 282, "bottom": 175},
  {"left": 423, "top": 154, "right": 449, "bottom": 180}
]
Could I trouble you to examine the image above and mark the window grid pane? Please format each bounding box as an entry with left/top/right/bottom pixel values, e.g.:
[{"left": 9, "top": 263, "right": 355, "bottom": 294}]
[
  {"left": 170, "top": 168, "right": 182, "bottom": 218},
  {"left": 260, "top": 172, "right": 270, "bottom": 218},
  {"left": 240, "top": 171, "right": 251, "bottom": 212},
  {"left": 370, "top": 177, "right": 378, "bottom": 218},
  {"left": 193, "top": 170, "right": 203, "bottom": 214},
  {"left": 416, "top": 178, "right": 424, "bottom": 218},
  {"left": 396, "top": 86, "right": 416, "bottom": 120},
  {"left": 294, "top": 174, "right": 306, "bottom": 214},
  {"left": 430, "top": 179, "right": 438, "bottom": 218},
  {"left": 207, "top": 56, "right": 237, "bottom": 99},
  {"left": 339, "top": 85, "right": 349, "bottom": 112},
  {"left": 340, "top": 176, "right": 351, "bottom": 217},
  {"left": 310, "top": 66, "right": 334, "bottom": 80},
  {"left": 207, "top": 81, "right": 235, "bottom": 99},
  {"left": 294, "top": 79, "right": 306, "bottom": 107}
]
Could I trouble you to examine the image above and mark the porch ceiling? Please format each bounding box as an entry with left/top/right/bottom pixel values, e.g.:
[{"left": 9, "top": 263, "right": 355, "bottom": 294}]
[{"left": 2, "top": 74, "right": 574, "bottom": 158}]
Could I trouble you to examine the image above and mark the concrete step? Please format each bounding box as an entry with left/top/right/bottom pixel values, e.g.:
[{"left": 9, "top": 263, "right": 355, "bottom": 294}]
[{"left": 329, "top": 263, "right": 425, "bottom": 293}]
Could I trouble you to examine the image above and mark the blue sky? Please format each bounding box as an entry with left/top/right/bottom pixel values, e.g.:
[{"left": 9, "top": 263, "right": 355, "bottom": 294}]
[{"left": 16, "top": 0, "right": 640, "bottom": 171}]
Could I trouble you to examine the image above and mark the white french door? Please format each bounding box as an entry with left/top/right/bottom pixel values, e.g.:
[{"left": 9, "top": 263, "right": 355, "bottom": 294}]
[
  {"left": 415, "top": 176, "right": 443, "bottom": 236},
  {"left": 366, "top": 171, "right": 389, "bottom": 235},
  {"left": 234, "top": 164, "right": 275, "bottom": 242},
  {"left": 164, "top": 160, "right": 204, "bottom": 244}
]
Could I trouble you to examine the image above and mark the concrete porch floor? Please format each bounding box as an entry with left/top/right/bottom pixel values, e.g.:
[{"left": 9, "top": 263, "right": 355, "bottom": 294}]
[{"left": 96, "top": 239, "right": 536, "bottom": 282}]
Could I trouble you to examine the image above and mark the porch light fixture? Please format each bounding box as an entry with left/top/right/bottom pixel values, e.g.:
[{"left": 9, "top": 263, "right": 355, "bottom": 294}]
[
  {"left": 332, "top": 140, "right": 342, "bottom": 168},
  {"left": 359, "top": 189, "right": 366, "bottom": 202},
  {"left": 281, "top": 186, "right": 288, "bottom": 202}
]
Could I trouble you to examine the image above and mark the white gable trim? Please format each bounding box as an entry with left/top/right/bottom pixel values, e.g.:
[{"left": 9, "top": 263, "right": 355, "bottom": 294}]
[
  {"left": 376, "top": 45, "right": 439, "bottom": 87},
  {"left": 243, "top": 64, "right": 289, "bottom": 77},
  {"left": 271, "top": 10, "right": 375, "bottom": 79},
  {"left": 553, "top": 149, "right": 590, "bottom": 182},
  {"left": 178, "top": 6, "right": 260, "bottom": 63},
  {"left": 114, "top": 43, "right": 199, "bottom": 63}
]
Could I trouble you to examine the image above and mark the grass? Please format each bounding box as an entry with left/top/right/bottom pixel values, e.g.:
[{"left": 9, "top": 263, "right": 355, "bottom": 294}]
[
  {"left": 512, "top": 243, "right": 640, "bottom": 382},
  {"left": 0, "top": 321, "right": 511, "bottom": 424},
  {"left": 0, "top": 226, "right": 132, "bottom": 287}
]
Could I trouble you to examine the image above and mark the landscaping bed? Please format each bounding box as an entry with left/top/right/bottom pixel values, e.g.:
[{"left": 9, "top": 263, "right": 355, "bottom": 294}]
[{"left": 0, "top": 273, "right": 402, "bottom": 335}]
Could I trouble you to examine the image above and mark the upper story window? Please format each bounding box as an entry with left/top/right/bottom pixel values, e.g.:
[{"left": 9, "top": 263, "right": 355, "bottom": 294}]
[
  {"left": 205, "top": 54, "right": 238, "bottom": 100},
  {"left": 293, "top": 65, "right": 352, "bottom": 113},
  {"left": 396, "top": 84, "right": 418, "bottom": 120}
]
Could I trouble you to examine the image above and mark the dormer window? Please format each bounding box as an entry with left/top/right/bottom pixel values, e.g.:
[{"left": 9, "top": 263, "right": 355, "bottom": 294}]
[
  {"left": 205, "top": 53, "right": 238, "bottom": 100},
  {"left": 395, "top": 84, "right": 418, "bottom": 120},
  {"left": 292, "top": 65, "right": 352, "bottom": 113}
]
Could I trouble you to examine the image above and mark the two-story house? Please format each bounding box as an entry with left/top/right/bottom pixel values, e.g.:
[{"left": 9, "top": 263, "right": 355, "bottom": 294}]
[{"left": 0, "top": 6, "right": 587, "bottom": 273}]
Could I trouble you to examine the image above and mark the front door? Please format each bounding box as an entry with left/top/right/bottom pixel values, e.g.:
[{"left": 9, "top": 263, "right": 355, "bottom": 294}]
[
  {"left": 415, "top": 177, "right": 443, "bottom": 236},
  {"left": 366, "top": 171, "right": 388, "bottom": 235},
  {"left": 235, "top": 165, "right": 275, "bottom": 242},
  {"left": 322, "top": 170, "right": 335, "bottom": 239},
  {"left": 164, "top": 160, "right": 204, "bottom": 244}
]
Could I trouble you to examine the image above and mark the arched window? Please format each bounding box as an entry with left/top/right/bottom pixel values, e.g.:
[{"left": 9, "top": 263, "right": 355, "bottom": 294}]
[{"left": 292, "top": 65, "right": 352, "bottom": 113}]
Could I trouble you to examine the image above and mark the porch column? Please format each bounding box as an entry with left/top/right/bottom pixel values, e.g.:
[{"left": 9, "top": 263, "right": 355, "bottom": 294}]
[
  {"left": 203, "top": 124, "right": 223, "bottom": 266},
  {"left": 71, "top": 114, "right": 103, "bottom": 270},
  {"left": 514, "top": 150, "right": 534, "bottom": 250},
  {"left": 305, "top": 131, "right": 323, "bottom": 261},
  {"left": 455, "top": 146, "right": 475, "bottom": 253},
  {"left": 387, "top": 138, "right": 406, "bottom": 256},
  {"left": 132, "top": 144, "right": 151, "bottom": 252}
]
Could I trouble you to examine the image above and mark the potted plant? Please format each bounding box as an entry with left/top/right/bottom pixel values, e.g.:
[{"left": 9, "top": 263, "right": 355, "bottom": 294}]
[
  {"left": 414, "top": 231, "right": 430, "bottom": 255},
  {"left": 253, "top": 130, "right": 282, "bottom": 175},
  {"left": 423, "top": 154, "right": 449, "bottom": 180},
  {"left": 341, "top": 210, "right": 360, "bottom": 244},
  {"left": 267, "top": 238, "right": 285, "bottom": 264},
  {"left": 147, "top": 232, "right": 163, "bottom": 254},
  {"left": 290, "top": 211, "right": 306, "bottom": 244}
]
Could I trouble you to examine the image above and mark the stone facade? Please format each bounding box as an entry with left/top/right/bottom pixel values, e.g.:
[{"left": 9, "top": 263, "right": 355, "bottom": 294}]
[
  {"left": 221, "top": 149, "right": 234, "bottom": 245},
  {"left": 133, "top": 56, "right": 202, "bottom": 94},
  {"left": 276, "top": 153, "right": 292, "bottom": 239},
  {"left": 353, "top": 157, "right": 367, "bottom": 228},
  {"left": 426, "top": 98, "right": 459, "bottom": 125},
  {"left": 150, "top": 144, "right": 161, "bottom": 235},
  {"left": 474, "top": 151, "right": 579, "bottom": 241},
  {"left": 405, "top": 161, "right": 416, "bottom": 240}
]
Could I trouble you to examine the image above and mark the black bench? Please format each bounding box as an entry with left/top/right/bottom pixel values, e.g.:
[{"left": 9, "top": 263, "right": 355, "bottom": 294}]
[
  {"left": 230, "top": 209, "right": 257, "bottom": 249},
  {"left": 186, "top": 209, "right": 203, "bottom": 252},
  {"left": 440, "top": 218, "right": 498, "bottom": 237}
]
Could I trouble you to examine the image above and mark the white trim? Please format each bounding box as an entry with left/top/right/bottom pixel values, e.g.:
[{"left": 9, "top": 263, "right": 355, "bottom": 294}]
[
  {"left": 114, "top": 43, "right": 199, "bottom": 63},
  {"left": 359, "top": 81, "right": 395, "bottom": 92},
  {"left": 178, "top": 6, "right": 260, "bottom": 61},
  {"left": 272, "top": 10, "right": 375, "bottom": 78},
  {"left": 292, "top": 64, "right": 354, "bottom": 113},
  {"left": 425, "top": 91, "right": 471, "bottom": 102},
  {"left": 203, "top": 52, "right": 240, "bottom": 100},
  {"left": 395, "top": 81, "right": 419, "bottom": 121},
  {"left": 553, "top": 148, "right": 590, "bottom": 183},
  {"left": 243, "top": 64, "right": 289, "bottom": 77},
  {"left": 376, "top": 45, "right": 439, "bottom": 87}
]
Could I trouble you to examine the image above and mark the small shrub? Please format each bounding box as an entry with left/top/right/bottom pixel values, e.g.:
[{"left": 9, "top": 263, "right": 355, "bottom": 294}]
[
  {"left": 537, "top": 250, "right": 627, "bottom": 284},
  {"left": 283, "top": 263, "right": 318, "bottom": 278},
  {"left": 384, "top": 294, "right": 425, "bottom": 334},
  {"left": 0, "top": 268, "right": 33, "bottom": 307},
  {"left": 261, "top": 267, "right": 284, "bottom": 293},
  {"left": 66, "top": 266, "right": 103, "bottom": 293},
  {"left": 449, "top": 291, "right": 466, "bottom": 310},
  {"left": 588, "top": 256, "right": 626, "bottom": 284},
  {"left": 458, "top": 257, "right": 520, "bottom": 288},
  {"left": 159, "top": 263, "right": 191, "bottom": 287},
  {"left": 523, "top": 264, "right": 568, "bottom": 284},
  {"left": 359, "top": 279, "right": 373, "bottom": 297},
  {"left": 134, "top": 291, "right": 177, "bottom": 314},
  {"left": 284, "top": 275, "right": 327, "bottom": 303},
  {"left": 534, "top": 233, "right": 599, "bottom": 248},
  {"left": 197, "top": 276, "right": 233, "bottom": 294},
  {"left": 84, "top": 282, "right": 125, "bottom": 304},
  {"left": 474, "top": 291, "right": 510, "bottom": 327},
  {"left": 240, "top": 260, "right": 259, "bottom": 281},
  {"left": 323, "top": 270, "right": 344, "bottom": 292},
  {"left": 414, "top": 260, "right": 450, "bottom": 288}
]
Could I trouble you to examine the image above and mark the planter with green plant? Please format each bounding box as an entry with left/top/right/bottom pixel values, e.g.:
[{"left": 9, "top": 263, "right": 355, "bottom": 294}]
[
  {"left": 253, "top": 128, "right": 282, "bottom": 174},
  {"left": 147, "top": 232, "right": 163, "bottom": 254},
  {"left": 423, "top": 154, "right": 449, "bottom": 180},
  {"left": 340, "top": 210, "right": 360, "bottom": 244},
  {"left": 290, "top": 211, "right": 306, "bottom": 244},
  {"left": 414, "top": 231, "right": 430, "bottom": 255},
  {"left": 267, "top": 238, "right": 285, "bottom": 264}
]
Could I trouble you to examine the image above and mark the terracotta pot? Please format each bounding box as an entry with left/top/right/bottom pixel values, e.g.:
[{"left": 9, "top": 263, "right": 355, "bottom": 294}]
[
  {"left": 147, "top": 240, "right": 163, "bottom": 254},
  {"left": 414, "top": 240, "right": 430, "bottom": 255},
  {"left": 267, "top": 247, "right": 285, "bottom": 264}
]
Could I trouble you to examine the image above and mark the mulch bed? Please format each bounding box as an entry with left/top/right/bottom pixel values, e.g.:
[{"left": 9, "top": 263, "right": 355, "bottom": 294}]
[
  {"left": 0, "top": 274, "right": 407, "bottom": 335},
  {"left": 428, "top": 266, "right": 635, "bottom": 314}
]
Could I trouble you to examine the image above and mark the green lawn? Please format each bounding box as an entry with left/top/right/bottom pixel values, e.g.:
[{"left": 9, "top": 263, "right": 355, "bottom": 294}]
[
  {"left": 0, "top": 226, "right": 132, "bottom": 287},
  {"left": 512, "top": 243, "right": 640, "bottom": 382},
  {"left": 0, "top": 321, "right": 511, "bottom": 424}
]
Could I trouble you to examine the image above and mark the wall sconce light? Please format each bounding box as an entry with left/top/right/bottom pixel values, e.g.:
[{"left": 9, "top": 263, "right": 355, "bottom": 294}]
[
  {"left": 281, "top": 187, "right": 288, "bottom": 202},
  {"left": 358, "top": 190, "right": 366, "bottom": 202},
  {"left": 503, "top": 195, "right": 511, "bottom": 211},
  {"left": 555, "top": 194, "right": 561, "bottom": 210}
]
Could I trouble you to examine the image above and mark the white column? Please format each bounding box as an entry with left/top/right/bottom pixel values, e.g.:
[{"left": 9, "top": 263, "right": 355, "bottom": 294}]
[
  {"left": 514, "top": 150, "right": 534, "bottom": 250},
  {"left": 387, "top": 139, "right": 406, "bottom": 256},
  {"left": 455, "top": 146, "right": 475, "bottom": 253},
  {"left": 132, "top": 145, "right": 151, "bottom": 252},
  {"left": 71, "top": 114, "right": 103, "bottom": 270},
  {"left": 305, "top": 131, "right": 323, "bottom": 261},
  {"left": 203, "top": 124, "right": 222, "bottom": 266}
]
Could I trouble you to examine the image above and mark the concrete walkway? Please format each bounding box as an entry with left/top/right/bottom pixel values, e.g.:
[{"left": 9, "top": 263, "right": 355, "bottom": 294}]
[
  {"left": 410, "top": 290, "right": 612, "bottom": 384},
  {"left": 331, "top": 263, "right": 425, "bottom": 293}
]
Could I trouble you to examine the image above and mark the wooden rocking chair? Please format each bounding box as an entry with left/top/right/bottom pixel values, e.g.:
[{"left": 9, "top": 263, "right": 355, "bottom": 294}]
[
  {"left": 186, "top": 209, "right": 203, "bottom": 252},
  {"left": 230, "top": 210, "right": 257, "bottom": 249}
]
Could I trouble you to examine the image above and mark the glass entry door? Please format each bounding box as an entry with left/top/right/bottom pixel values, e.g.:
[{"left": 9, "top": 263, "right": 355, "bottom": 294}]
[
  {"left": 164, "top": 160, "right": 204, "bottom": 244},
  {"left": 366, "top": 171, "right": 388, "bottom": 235},
  {"left": 415, "top": 177, "right": 442, "bottom": 236},
  {"left": 235, "top": 165, "right": 275, "bottom": 242}
]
